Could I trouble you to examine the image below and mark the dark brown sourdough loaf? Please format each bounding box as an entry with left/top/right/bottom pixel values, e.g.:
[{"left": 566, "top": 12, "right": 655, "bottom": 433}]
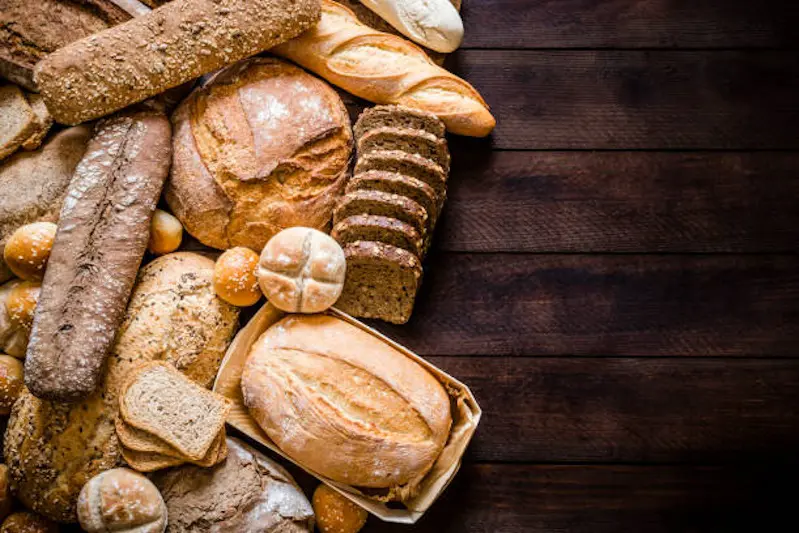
[{"left": 24, "top": 108, "right": 171, "bottom": 402}]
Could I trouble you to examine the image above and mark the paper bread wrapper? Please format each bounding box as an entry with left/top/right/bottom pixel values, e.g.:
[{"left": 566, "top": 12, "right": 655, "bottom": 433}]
[{"left": 214, "top": 304, "right": 481, "bottom": 524}]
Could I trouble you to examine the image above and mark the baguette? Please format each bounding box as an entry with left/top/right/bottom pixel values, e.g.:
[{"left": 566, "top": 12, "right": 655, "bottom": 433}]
[
  {"left": 273, "top": 0, "right": 495, "bottom": 137},
  {"left": 33, "top": 0, "right": 321, "bottom": 125},
  {"left": 24, "top": 108, "right": 171, "bottom": 402}
]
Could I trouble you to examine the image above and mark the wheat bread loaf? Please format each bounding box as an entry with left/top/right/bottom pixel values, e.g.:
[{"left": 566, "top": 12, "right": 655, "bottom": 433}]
[
  {"left": 355, "top": 149, "right": 447, "bottom": 200},
  {"left": 355, "top": 105, "right": 446, "bottom": 140},
  {"left": 334, "top": 190, "right": 428, "bottom": 235},
  {"left": 333, "top": 214, "right": 423, "bottom": 256},
  {"left": 357, "top": 127, "right": 450, "bottom": 172},
  {"left": 347, "top": 171, "right": 441, "bottom": 225}
]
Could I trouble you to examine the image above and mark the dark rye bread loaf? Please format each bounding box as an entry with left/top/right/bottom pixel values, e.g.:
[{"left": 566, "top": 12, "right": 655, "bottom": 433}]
[
  {"left": 357, "top": 127, "right": 451, "bottom": 172},
  {"left": 333, "top": 214, "right": 423, "bottom": 256},
  {"left": 336, "top": 241, "right": 422, "bottom": 324},
  {"left": 354, "top": 105, "right": 446, "bottom": 140},
  {"left": 24, "top": 108, "right": 171, "bottom": 402},
  {"left": 334, "top": 190, "right": 428, "bottom": 236},
  {"left": 355, "top": 149, "right": 447, "bottom": 200},
  {"left": 347, "top": 170, "right": 441, "bottom": 225}
]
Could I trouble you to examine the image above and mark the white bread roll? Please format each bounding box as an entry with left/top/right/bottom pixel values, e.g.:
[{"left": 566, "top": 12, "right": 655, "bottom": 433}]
[
  {"left": 3, "top": 222, "right": 57, "bottom": 282},
  {"left": 77, "top": 468, "right": 167, "bottom": 533},
  {"left": 213, "top": 248, "right": 261, "bottom": 307},
  {"left": 147, "top": 209, "right": 183, "bottom": 255},
  {"left": 359, "top": 0, "right": 463, "bottom": 53}
]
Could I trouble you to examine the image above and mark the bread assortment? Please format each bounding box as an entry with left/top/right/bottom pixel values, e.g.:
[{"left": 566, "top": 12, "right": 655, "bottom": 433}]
[{"left": 0, "top": 0, "right": 485, "bottom": 526}]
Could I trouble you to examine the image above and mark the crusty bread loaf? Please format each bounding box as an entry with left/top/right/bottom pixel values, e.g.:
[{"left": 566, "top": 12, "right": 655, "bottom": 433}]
[
  {"left": 0, "top": 126, "right": 92, "bottom": 284},
  {"left": 242, "top": 314, "right": 451, "bottom": 498},
  {"left": 153, "top": 438, "right": 314, "bottom": 533},
  {"left": 4, "top": 252, "right": 239, "bottom": 522},
  {"left": 25, "top": 108, "right": 172, "bottom": 402},
  {"left": 273, "top": 0, "right": 494, "bottom": 137},
  {"left": 166, "top": 57, "right": 353, "bottom": 252},
  {"left": 34, "top": 0, "right": 321, "bottom": 124},
  {"left": 77, "top": 468, "right": 167, "bottom": 533}
]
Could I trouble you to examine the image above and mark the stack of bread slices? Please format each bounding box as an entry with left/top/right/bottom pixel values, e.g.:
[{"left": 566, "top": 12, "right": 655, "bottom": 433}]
[
  {"left": 116, "top": 361, "right": 231, "bottom": 472},
  {"left": 333, "top": 105, "right": 450, "bottom": 324}
]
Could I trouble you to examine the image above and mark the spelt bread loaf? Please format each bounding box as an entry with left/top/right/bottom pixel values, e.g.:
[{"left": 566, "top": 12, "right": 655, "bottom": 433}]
[
  {"left": 166, "top": 57, "right": 353, "bottom": 251},
  {"left": 25, "top": 108, "right": 172, "bottom": 402},
  {"left": 347, "top": 171, "right": 441, "bottom": 225},
  {"left": 0, "top": 125, "right": 92, "bottom": 284},
  {"left": 358, "top": 127, "right": 450, "bottom": 172},
  {"left": 4, "top": 252, "right": 239, "bottom": 522},
  {"left": 355, "top": 149, "right": 447, "bottom": 200},
  {"left": 355, "top": 105, "right": 445, "bottom": 140},
  {"left": 242, "top": 314, "right": 451, "bottom": 496},
  {"left": 152, "top": 437, "right": 314, "bottom": 533},
  {"left": 334, "top": 190, "right": 428, "bottom": 235},
  {"left": 34, "top": 0, "right": 322, "bottom": 124},
  {"left": 0, "top": 85, "right": 36, "bottom": 162},
  {"left": 333, "top": 214, "right": 423, "bottom": 256}
]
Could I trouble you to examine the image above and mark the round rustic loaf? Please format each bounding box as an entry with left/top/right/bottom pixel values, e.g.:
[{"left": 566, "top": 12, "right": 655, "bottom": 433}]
[
  {"left": 77, "top": 468, "right": 167, "bottom": 533},
  {"left": 242, "top": 314, "right": 452, "bottom": 500},
  {"left": 257, "top": 227, "right": 347, "bottom": 313},
  {"left": 4, "top": 252, "right": 239, "bottom": 522},
  {"left": 166, "top": 57, "right": 353, "bottom": 252}
]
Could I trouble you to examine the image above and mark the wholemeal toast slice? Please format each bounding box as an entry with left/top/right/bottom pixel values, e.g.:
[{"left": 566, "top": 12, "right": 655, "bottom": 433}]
[
  {"left": 334, "top": 190, "right": 428, "bottom": 236},
  {"left": 355, "top": 150, "right": 447, "bottom": 200},
  {"left": 355, "top": 105, "right": 446, "bottom": 140},
  {"left": 333, "top": 214, "right": 423, "bottom": 257},
  {"left": 119, "top": 361, "right": 231, "bottom": 461},
  {"left": 121, "top": 445, "right": 186, "bottom": 473},
  {"left": 348, "top": 170, "right": 442, "bottom": 226},
  {"left": 21, "top": 93, "right": 53, "bottom": 151},
  {"left": 336, "top": 241, "right": 423, "bottom": 324},
  {"left": 116, "top": 417, "right": 226, "bottom": 467},
  {"left": 357, "top": 127, "right": 450, "bottom": 172},
  {"left": 0, "top": 85, "right": 37, "bottom": 161}
]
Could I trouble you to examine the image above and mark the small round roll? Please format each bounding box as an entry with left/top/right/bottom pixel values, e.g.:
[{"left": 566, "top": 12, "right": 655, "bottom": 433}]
[
  {"left": 213, "top": 247, "right": 261, "bottom": 307},
  {"left": 0, "top": 511, "right": 59, "bottom": 533},
  {"left": 3, "top": 222, "right": 57, "bottom": 281},
  {"left": 148, "top": 209, "right": 183, "bottom": 255},
  {"left": 77, "top": 468, "right": 167, "bottom": 533},
  {"left": 0, "top": 465, "right": 12, "bottom": 524},
  {"left": 312, "top": 484, "right": 367, "bottom": 533},
  {"left": 6, "top": 281, "right": 40, "bottom": 331},
  {"left": 0, "top": 355, "right": 24, "bottom": 416}
]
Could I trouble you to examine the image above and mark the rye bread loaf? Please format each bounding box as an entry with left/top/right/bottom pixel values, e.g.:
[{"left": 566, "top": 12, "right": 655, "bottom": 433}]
[
  {"left": 336, "top": 241, "right": 423, "bottom": 324},
  {"left": 34, "top": 0, "right": 322, "bottom": 124},
  {"left": 0, "top": 125, "right": 93, "bottom": 284},
  {"left": 4, "top": 252, "right": 239, "bottom": 523},
  {"left": 355, "top": 149, "right": 447, "bottom": 200},
  {"left": 357, "top": 127, "right": 451, "bottom": 172},
  {"left": 152, "top": 437, "right": 314, "bottom": 533},
  {"left": 347, "top": 170, "right": 441, "bottom": 224},
  {"left": 25, "top": 108, "right": 172, "bottom": 402},
  {"left": 0, "top": 85, "right": 36, "bottom": 162},
  {"left": 355, "top": 105, "right": 446, "bottom": 140},
  {"left": 333, "top": 214, "right": 423, "bottom": 256},
  {"left": 334, "top": 190, "right": 428, "bottom": 235}
]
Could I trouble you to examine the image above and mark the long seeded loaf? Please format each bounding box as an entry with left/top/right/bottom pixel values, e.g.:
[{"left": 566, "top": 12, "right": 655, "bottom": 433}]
[
  {"left": 334, "top": 190, "right": 428, "bottom": 235},
  {"left": 333, "top": 214, "right": 423, "bottom": 257},
  {"left": 355, "top": 104, "right": 446, "bottom": 139},
  {"left": 357, "top": 127, "right": 450, "bottom": 172},
  {"left": 355, "top": 149, "right": 447, "bottom": 200}
]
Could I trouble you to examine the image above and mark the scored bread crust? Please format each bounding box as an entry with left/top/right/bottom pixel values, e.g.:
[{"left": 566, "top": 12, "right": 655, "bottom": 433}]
[{"left": 166, "top": 57, "right": 354, "bottom": 252}]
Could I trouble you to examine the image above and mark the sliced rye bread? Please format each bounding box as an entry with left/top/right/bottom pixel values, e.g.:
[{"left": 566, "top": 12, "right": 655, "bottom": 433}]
[
  {"left": 121, "top": 445, "right": 186, "bottom": 473},
  {"left": 0, "top": 84, "right": 37, "bottom": 161},
  {"left": 21, "top": 93, "right": 53, "bottom": 151},
  {"left": 354, "top": 105, "right": 446, "bottom": 140},
  {"left": 347, "top": 170, "right": 442, "bottom": 226},
  {"left": 336, "top": 241, "right": 423, "bottom": 324},
  {"left": 357, "top": 126, "right": 451, "bottom": 172},
  {"left": 355, "top": 149, "right": 447, "bottom": 200},
  {"left": 334, "top": 189, "right": 429, "bottom": 236},
  {"left": 119, "top": 361, "right": 231, "bottom": 461},
  {"left": 333, "top": 214, "right": 424, "bottom": 257},
  {"left": 116, "top": 416, "right": 225, "bottom": 467}
]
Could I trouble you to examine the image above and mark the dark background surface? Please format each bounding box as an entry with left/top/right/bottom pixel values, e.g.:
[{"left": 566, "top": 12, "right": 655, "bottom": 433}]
[{"left": 350, "top": 0, "right": 799, "bottom": 530}]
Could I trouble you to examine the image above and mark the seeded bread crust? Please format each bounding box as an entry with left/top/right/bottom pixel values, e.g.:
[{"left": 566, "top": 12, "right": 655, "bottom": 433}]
[
  {"left": 348, "top": 170, "right": 441, "bottom": 224},
  {"left": 355, "top": 149, "right": 447, "bottom": 200},
  {"left": 355, "top": 105, "right": 446, "bottom": 140},
  {"left": 334, "top": 189, "right": 428, "bottom": 235},
  {"left": 333, "top": 214, "right": 423, "bottom": 256},
  {"left": 357, "top": 127, "right": 451, "bottom": 172}
]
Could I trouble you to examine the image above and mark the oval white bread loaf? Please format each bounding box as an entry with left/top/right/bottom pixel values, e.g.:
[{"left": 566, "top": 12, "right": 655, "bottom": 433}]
[
  {"left": 273, "top": 0, "right": 494, "bottom": 137},
  {"left": 241, "top": 314, "right": 452, "bottom": 500},
  {"left": 359, "top": 0, "right": 464, "bottom": 53}
]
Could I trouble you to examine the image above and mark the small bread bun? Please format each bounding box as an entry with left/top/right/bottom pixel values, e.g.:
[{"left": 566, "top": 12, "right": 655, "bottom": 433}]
[
  {"left": 257, "top": 227, "right": 346, "bottom": 313},
  {"left": 77, "top": 468, "right": 167, "bottom": 533},
  {"left": 148, "top": 209, "right": 183, "bottom": 255},
  {"left": 0, "top": 355, "right": 23, "bottom": 415},
  {"left": 0, "top": 465, "right": 12, "bottom": 523},
  {"left": 3, "top": 222, "right": 57, "bottom": 281},
  {"left": 312, "top": 484, "right": 367, "bottom": 533},
  {"left": 0, "top": 511, "right": 58, "bottom": 533},
  {"left": 6, "top": 281, "right": 40, "bottom": 330},
  {"left": 213, "top": 248, "right": 261, "bottom": 307}
]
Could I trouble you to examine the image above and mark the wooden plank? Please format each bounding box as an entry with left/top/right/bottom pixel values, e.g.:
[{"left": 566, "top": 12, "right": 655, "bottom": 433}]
[
  {"left": 426, "top": 357, "right": 799, "bottom": 463},
  {"left": 441, "top": 151, "right": 799, "bottom": 252},
  {"left": 460, "top": 0, "right": 799, "bottom": 49},
  {"left": 373, "top": 254, "right": 799, "bottom": 356},
  {"left": 365, "top": 463, "right": 798, "bottom": 532},
  {"left": 450, "top": 50, "right": 799, "bottom": 149}
]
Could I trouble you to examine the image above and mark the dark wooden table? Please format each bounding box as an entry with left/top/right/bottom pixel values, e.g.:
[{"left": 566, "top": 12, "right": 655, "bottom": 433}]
[{"left": 355, "top": 1, "right": 799, "bottom": 531}]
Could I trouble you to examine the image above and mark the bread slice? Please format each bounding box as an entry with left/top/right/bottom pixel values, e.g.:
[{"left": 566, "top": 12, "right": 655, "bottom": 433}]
[
  {"left": 355, "top": 105, "right": 446, "bottom": 140},
  {"left": 336, "top": 241, "right": 423, "bottom": 324},
  {"left": 21, "top": 93, "right": 53, "bottom": 151},
  {"left": 119, "top": 361, "right": 231, "bottom": 461},
  {"left": 121, "top": 445, "right": 186, "bottom": 473},
  {"left": 117, "top": 417, "right": 226, "bottom": 467},
  {"left": 0, "top": 85, "right": 37, "bottom": 161},
  {"left": 357, "top": 127, "right": 450, "bottom": 172},
  {"left": 334, "top": 190, "right": 428, "bottom": 236},
  {"left": 333, "top": 214, "right": 423, "bottom": 257},
  {"left": 347, "top": 170, "right": 442, "bottom": 226},
  {"left": 355, "top": 149, "right": 447, "bottom": 200}
]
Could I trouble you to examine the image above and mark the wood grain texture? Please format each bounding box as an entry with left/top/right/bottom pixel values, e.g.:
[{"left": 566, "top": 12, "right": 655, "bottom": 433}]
[
  {"left": 373, "top": 254, "right": 799, "bottom": 356},
  {"left": 460, "top": 0, "right": 799, "bottom": 49},
  {"left": 427, "top": 357, "right": 799, "bottom": 463},
  {"left": 450, "top": 50, "right": 799, "bottom": 149},
  {"left": 440, "top": 150, "right": 799, "bottom": 252}
]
